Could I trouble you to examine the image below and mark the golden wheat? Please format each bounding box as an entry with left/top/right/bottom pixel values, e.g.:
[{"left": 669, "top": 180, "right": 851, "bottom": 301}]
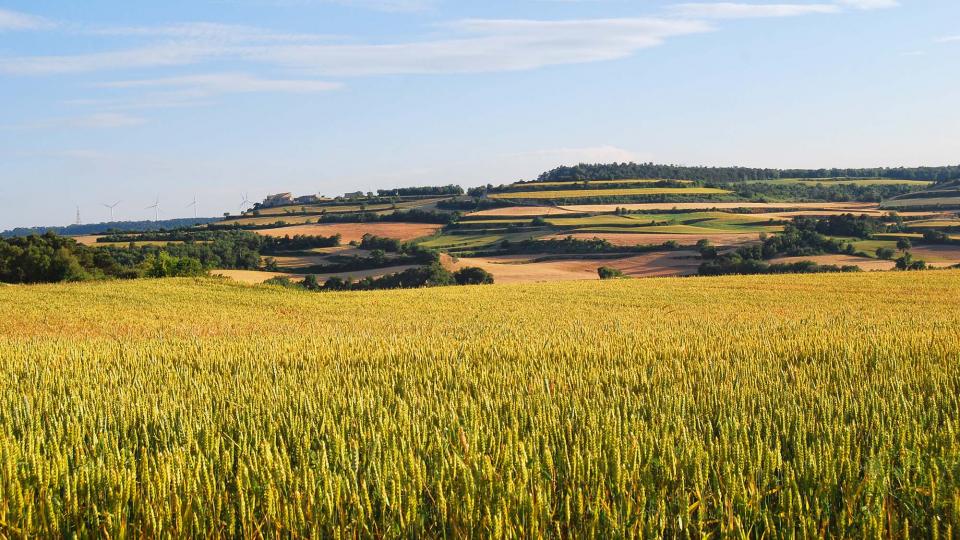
[{"left": 0, "top": 272, "right": 958, "bottom": 537}]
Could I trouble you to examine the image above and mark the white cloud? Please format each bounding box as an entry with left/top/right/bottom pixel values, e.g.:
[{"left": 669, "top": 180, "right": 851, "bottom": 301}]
[
  {"left": 670, "top": 3, "right": 840, "bottom": 19},
  {"left": 937, "top": 36, "right": 960, "bottom": 43},
  {"left": 0, "top": 43, "right": 227, "bottom": 75},
  {"left": 85, "top": 22, "right": 337, "bottom": 43},
  {"left": 69, "top": 113, "right": 146, "bottom": 128},
  {"left": 0, "top": 17, "right": 711, "bottom": 76},
  {"left": 97, "top": 73, "right": 342, "bottom": 96},
  {"left": 8, "top": 113, "right": 146, "bottom": 130},
  {"left": 241, "top": 18, "right": 712, "bottom": 76},
  {"left": 836, "top": 0, "right": 899, "bottom": 9},
  {"left": 229, "top": 0, "right": 437, "bottom": 12},
  {"left": 0, "top": 8, "right": 54, "bottom": 31}
]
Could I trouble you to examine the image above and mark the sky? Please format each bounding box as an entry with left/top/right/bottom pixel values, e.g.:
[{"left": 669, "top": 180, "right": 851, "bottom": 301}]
[{"left": 0, "top": 0, "right": 957, "bottom": 229}]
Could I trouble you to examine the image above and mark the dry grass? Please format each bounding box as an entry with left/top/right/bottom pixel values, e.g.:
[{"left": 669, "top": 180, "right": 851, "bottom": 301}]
[{"left": 256, "top": 222, "right": 442, "bottom": 242}]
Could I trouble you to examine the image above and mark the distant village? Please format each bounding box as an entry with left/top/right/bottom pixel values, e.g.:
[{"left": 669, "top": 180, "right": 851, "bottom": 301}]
[{"left": 257, "top": 191, "right": 372, "bottom": 208}]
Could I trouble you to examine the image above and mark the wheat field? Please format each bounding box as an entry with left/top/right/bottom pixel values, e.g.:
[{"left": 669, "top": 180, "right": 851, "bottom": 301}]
[{"left": 1, "top": 272, "right": 959, "bottom": 537}]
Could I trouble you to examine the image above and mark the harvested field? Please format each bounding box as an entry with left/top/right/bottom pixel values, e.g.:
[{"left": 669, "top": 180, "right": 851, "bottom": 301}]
[
  {"left": 442, "top": 251, "right": 700, "bottom": 283},
  {"left": 490, "top": 187, "right": 729, "bottom": 200},
  {"left": 467, "top": 206, "right": 581, "bottom": 217},
  {"left": 256, "top": 223, "right": 442, "bottom": 242},
  {"left": 213, "top": 269, "right": 304, "bottom": 284},
  {"left": 72, "top": 235, "right": 104, "bottom": 246},
  {"left": 908, "top": 245, "right": 960, "bottom": 265},
  {"left": 543, "top": 232, "right": 764, "bottom": 247},
  {"left": 769, "top": 255, "right": 896, "bottom": 271},
  {"left": 215, "top": 264, "right": 420, "bottom": 284}
]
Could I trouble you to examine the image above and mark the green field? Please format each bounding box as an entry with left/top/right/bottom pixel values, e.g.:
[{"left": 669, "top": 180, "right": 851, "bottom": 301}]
[
  {"left": 748, "top": 177, "right": 933, "bottom": 187},
  {"left": 518, "top": 179, "right": 694, "bottom": 187},
  {"left": 489, "top": 187, "right": 731, "bottom": 200},
  {"left": 417, "top": 230, "right": 543, "bottom": 251}
]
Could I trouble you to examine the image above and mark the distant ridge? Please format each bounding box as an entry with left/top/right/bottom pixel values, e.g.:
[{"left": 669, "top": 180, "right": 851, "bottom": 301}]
[{"left": 1, "top": 218, "right": 220, "bottom": 238}]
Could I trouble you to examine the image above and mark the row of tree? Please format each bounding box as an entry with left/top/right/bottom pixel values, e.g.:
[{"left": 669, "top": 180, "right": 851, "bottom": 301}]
[
  {"left": 267, "top": 263, "right": 494, "bottom": 292},
  {"left": 537, "top": 163, "right": 960, "bottom": 183}
]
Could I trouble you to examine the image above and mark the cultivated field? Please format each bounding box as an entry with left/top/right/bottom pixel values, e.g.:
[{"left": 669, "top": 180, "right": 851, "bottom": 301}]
[
  {"left": 748, "top": 178, "right": 933, "bottom": 186},
  {"left": 559, "top": 201, "right": 884, "bottom": 213},
  {"left": 256, "top": 222, "right": 442, "bottom": 242},
  {"left": 516, "top": 179, "right": 694, "bottom": 187},
  {"left": 442, "top": 251, "right": 700, "bottom": 283},
  {"left": 489, "top": 187, "right": 730, "bottom": 200},
  {"left": 543, "top": 232, "right": 764, "bottom": 247},
  {"left": 1, "top": 272, "right": 959, "bottom": 536}
]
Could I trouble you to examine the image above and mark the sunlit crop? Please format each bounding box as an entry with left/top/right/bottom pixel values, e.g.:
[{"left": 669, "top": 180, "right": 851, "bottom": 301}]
[
  {"left": 488, "top": 187, "right": 731, "bottom": 199},
  {"left": 1, "top": 271, "right": 958, "bottom": 537}
]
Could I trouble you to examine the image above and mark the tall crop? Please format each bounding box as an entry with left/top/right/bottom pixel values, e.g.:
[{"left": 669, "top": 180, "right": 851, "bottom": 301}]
[{"left": 0, "top": 272, "right": 958, "bottom": 537}]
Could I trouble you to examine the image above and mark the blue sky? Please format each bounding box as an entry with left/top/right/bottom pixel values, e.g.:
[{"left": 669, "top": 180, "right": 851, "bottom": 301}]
[{"left": 0, "top": 0, "right": 957, "bottom": 228}]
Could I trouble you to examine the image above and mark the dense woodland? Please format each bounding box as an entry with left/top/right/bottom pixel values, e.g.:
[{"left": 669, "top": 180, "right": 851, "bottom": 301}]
[
  {"left": 536, "top": 163, "right": 960, "bottom": 183},
  {"left": 0, "top": 231, "right": 344, "bottom": 284},
  {"left": 0, "top": 218, "right": 219, "bottom": 238},
  {"left": 376, "top": 185, "right": 463, "bottom": 197}
]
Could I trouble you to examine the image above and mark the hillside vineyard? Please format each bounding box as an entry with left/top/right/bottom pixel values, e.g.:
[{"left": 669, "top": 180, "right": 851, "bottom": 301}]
[{"left": 1, "top": 273, "right": 959, "bottom": 536}]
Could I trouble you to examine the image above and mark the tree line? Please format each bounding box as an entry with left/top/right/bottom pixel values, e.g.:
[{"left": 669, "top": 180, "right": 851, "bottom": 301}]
[
  {"left": 537, "top": 163, "right": 960, "bottom": 184},
  {"left": 266, "top": 263, "right": 494, "bottom": 292}
]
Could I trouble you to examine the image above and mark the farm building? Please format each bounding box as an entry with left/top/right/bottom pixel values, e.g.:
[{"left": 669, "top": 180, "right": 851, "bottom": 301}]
[
  {"left": 294, "top": 195, "right": 322, "bottom": 204},
  {"left": 262, "top": 193, "right": 293, "bottom": 207}
]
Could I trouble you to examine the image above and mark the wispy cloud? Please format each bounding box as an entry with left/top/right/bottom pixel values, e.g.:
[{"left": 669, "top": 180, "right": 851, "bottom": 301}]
[
  {"left": 230, "top": 0, "right": 438, "bottom": 12},
  {"left": 8, "top": 113, "right": 146, "bottom": 130},
  {"left": 937, "top": 36, "right": 960, "bottom": 43},
  {"left": 670, "top": 3, "right": 840, "bottom": 19},
  {"left": 836, "top": 0, "right": 899, "bottom": 9},
  {"left": 97, "top": 73, "right": 343, "bottom": 96},
  {"left": 0, "top": 8, "right": 55, "bottom": 31},
  {"left": 0, "top": 17, "right": 711, "bottom": 76}
]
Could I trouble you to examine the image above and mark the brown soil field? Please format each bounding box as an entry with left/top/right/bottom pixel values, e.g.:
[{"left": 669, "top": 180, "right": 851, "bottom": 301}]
[
  {"left": 768, "top": 255, "right": 896, "bottom": 272},
  {"left": 213, "top": 270, "right": 305, "bottom": 284},
  {"left": 215, "top": 264, "right": 419, "bottom": 284},
  {"left": 468, "top": 206, "right": 581, "bottom": 217},
  {"left": 543, "top": 232, "right": 763, "bottom": 247},
  {"left": 907, "top": 245, "right": 960, "bottom": 265},
  {"left": 256, "top": 223, "right": 442, "bottom": 242},
  {"left": 442, "top": 251, "right": 700, "bottom": 284}
]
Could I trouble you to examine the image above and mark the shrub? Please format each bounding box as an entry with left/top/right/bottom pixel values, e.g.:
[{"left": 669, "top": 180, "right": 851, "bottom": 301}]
[
  {"left": 598, "top": 266, "right": 625, "bottom": 279},
  {"left": 453, "top": 267, "right": 495, "bottom": 285}
]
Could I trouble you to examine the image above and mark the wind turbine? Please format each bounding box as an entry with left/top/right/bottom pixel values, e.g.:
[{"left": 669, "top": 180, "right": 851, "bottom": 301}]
[
  {"left": 103, "top": 201, "right": 121, "bottom": 221},
  {"left": 146, "top": 196, "right": 161, "bottom": 222},
  {"left": 186, "top": 195, "right": 198, "bottom": 218},
  {"left": 240, "top": 193, "right": 252, "bottom": 213}
]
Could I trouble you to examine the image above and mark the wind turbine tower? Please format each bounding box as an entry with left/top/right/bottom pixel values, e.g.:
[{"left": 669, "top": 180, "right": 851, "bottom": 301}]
[
  {"left": 146, "top": 197, "right": 161, "bottom": 222},
  {"left": 103, "top": 201, "right": 121, "bottom": 221},
  {"left": 187, "top": 195, "right": 198, "bottom": 218}
]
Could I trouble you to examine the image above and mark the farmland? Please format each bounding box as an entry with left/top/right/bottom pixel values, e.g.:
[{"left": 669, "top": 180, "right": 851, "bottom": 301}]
[
  {"left": 256, "top": 222, "right": 443, "bottom": 243},
  {"left": 747, "top": 177, "right": 933, "bottom": 187},
  {"left": 489, "top": 187, "right": 730, "bottom": 200},
  {"left": 1, "top": 272, "right": 959, "bottom": 536}
]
